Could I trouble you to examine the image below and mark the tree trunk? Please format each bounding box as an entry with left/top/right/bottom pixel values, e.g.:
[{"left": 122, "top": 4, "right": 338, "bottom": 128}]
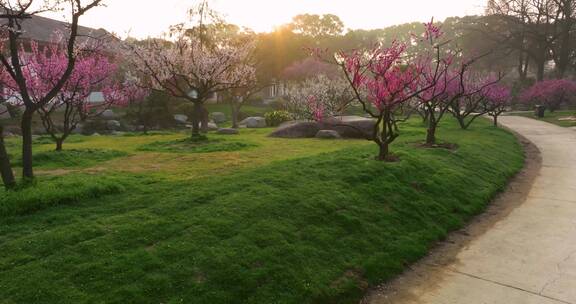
[
  {"left": 536, "top": 59, "right": 545, "bottom": 82},
  {"left": 456, "top": 115, "right": 467, "bottom": 130},
  {"left": 493, "top": 115, "right": 498, "bottom": 127},
  {"left": 55, "top": 138, "right": 64, "bottom": 151},
  {"left": 0, "top": 125, "right": 16, "bottom": 190},
  {"left": 20, "top": 109, "right": 34, "bottom": 181},
  {"left": 231, "top": 103, "right": 240, "bottom": 129},
  {"left": 191, "top": 102, "right": 201, "bottom": 137},
  {"left": 377, "top": 142, "right": 389, "bottom": 161},
  {"left": 200, "top": 105, "right": 209, "bottom": 133},
  {"left": 426, "top": 122, "right": 437, "bottom": 145}
]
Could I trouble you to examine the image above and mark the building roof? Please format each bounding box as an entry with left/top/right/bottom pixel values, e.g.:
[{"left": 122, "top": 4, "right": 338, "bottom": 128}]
[
  {"left": 19, "top": 13, "right": 112, "bottom": 44},
  {"left": 0, "top": 10, "right": 116, "bottom": 46}
]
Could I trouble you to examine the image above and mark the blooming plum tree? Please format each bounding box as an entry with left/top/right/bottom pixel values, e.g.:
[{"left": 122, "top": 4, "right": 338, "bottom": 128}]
[
  {"left": 0, "top": 0, "right": 103, "bottom": 181},
  {"left": 483, "top": 84, "right": 512, "bottom": 126},
  {"left": 125, "top": 1, "right": 256, "bottom": 138},
  {"left": 18, "top": 40, "right": 125, "bottom": 151},
  {"left": 520, "top": 79, "right": 576, "bottom": 112},
  {"left": 284, "top": 74, "right": 354, "bottom": 120},
  {"left": 449, "top": 72, "right": 504, "bottom": 129}
]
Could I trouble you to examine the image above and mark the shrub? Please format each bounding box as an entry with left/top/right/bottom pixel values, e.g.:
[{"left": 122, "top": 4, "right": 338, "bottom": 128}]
[{"left": 265, "top": 110, "right": 292, "bottom": 127}]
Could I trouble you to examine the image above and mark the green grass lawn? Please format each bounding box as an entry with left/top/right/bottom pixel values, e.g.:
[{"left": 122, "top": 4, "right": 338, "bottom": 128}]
[
  {"left": 0, "top": 118, "right": 524, "bottom": 304},
  {"left": 511, "top": 109, "right": 576, "bottom": 127}
]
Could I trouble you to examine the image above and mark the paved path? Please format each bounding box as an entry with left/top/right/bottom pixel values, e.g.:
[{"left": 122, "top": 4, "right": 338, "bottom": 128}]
[{"left": 368, "top": 116, "right": 576, "bottom": 304}]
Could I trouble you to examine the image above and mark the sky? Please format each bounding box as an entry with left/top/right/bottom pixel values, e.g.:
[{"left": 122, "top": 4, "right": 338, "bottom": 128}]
[{"left": 41, "top": 0, "right": 487, "bottom": 39}]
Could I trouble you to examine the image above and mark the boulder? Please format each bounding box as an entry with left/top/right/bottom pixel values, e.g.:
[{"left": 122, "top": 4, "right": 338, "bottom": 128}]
[
  {"left": 323, "top": 116, "right": 374, "bottom": 139},
  {"left": 211, "top": 112, "right": 227, "bottom": 124},
  {"left": 33, "top": 128, "right": 47, "bottom": 135},
  {"left": 269, "top": 121, "right": 321, "bottom": 138},
  {"left": 106, "top": 120, "right": 122, "bottom": 131},
  {"left": 196, "top": 122, "right": 218, "bottom": 132},
  {"left": 3, "top": 126, "right": 20, "bottom": 135},
  {"left": 174, "top": 114, "right": 189, "bottom": 124},
  {"left": 217, "top": 128, "right": 239, "bottom": 135},
  {"left": 207, "top": 122, "right": 219, "bottom": 131},
  {"left": 316, "top": 130, "right": 341, "bottom": 139},
  {"left": 269, "top": 116, "right": 375, "bottom": 139},
  {"left": 241, "top": 117, "right": 267, "bottom": 128},
  {"left": 0, "top": 105, "right": 10, "bottom": 119},
  {"left": 101, "top": 109, "right": 116, "bottom": 120},
  {"left": 72, "top": 124, "right": 84, "bottom": 135},
  {"left": 2, "top": 131, "right": 14, "bottom": 138}
]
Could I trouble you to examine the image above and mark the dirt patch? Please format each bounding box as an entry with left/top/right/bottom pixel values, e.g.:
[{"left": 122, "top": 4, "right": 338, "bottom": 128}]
[
  {"left": 558, "top": 116, "right": 576, "bottom": 121},
  {"left": 361, "top": 133, "right": 542, "bottom": 304}
]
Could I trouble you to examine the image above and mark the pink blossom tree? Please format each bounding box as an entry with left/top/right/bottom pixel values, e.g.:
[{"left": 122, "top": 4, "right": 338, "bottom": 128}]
[
  {"left": 13, "top": 40, "right": 125, "bottom": 151},
  {"left": 414, "top": 20, "right": 469, "bottom": 145},
  {"left": 125, "top": 2, "right": 256, "bottom": 138},
  {"left": 323, "top": 20, "right": 451, "bottom": 160},
  {"left": 520, "top": 79, "right": 576, "bottom": 112},
  {"left": 0, "top": 0, "right": 103, "bottom": 182},
  {"left": 337, "top": 41, "right": 427, "bottom": 161},
  {"left": 114, "top": 74, "right": 151, "bottom": 133},
  {"left": 448, "top": 72, "right": 504, "bottom": 129},
  {"left": 483, "top": 84, "right": 512, "bottom": 126}
]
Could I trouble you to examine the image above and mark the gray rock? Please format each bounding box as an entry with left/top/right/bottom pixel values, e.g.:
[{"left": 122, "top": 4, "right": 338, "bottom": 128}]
[
  {"left": 106, "top": 120, "right": 121, "bottom": 131},
  {"left": 33, "top": 128, "right": 47, "bottom": 135},
  {"left": 3, "top": 126, "right": 21, "bottom": 135},
  {"left": 207, "top": 122, "right": 219, "bottom": 131},
  {"left": 241, "top": 117, "right": 267, "bottom": 128},
  {"left": 269, "top": 121, "right": 320, "bottom": 138},
  {"left": 211, "top": 112, "right": 227, "bottom": 124},
  {"left": 174, "top": 114, "right": 189, "bottom": 124},
  {"left": 195, "top": 123, "right": 218, "bottom": 132},
  {"left": 2, "top": 131, "right": 14, "bottom": 137},
  {"left": 92, "top": 133, "right": 101, "bottom": 136},
  {"left": 217, "top": 128, "right": 239, "bottom": 135},
  {"left": 0, "top": 105, "right": 10, "bottom": 119},
  {"left": 323, "top": 116, "right": 375, "bottom": 139},
  {"left": 270, "top": 116, "right": 375, "bottom": 139},
  {"left": 111, "top": 131, "right": 126, "bottom": 136},
  {"left": 316, "top": 130, "right": 341, "bottom": 139},
  {"left": 101, "top": 109, "right": 116, "bottom": 120},
  {"left": 72, "top": 124, "right": 84, "bottom": 135}
]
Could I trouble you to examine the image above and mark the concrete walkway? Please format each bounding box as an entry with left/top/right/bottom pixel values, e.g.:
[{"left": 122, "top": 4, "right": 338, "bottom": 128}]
[{"left": 368, "top": 116, "right": 576, "bottom": 304}]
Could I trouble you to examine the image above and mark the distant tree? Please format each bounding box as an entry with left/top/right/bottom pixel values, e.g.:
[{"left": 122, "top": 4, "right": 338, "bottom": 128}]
[
  {"left": 126, "top": 90, "right": 173, "bottom": 132},
  {"left": 449, "top": 72, "right": 505, "bottom": 129},
  {"left": 483, "top": 84, "right": 512, "bottom": 126},
  {"left": 117, "top": 76, "right": 151, "bottom": 133},
  {"left": 520, "top": 79, "right": 576, "bottom": 111},
  {"left": 290, "top": 14, "right": 345, "bottom": 38},
  {"left": 486, "top": 0, "right": 576, "bottom": 80},
  {"left": 282, "top": 57, "right": 339, "bottom": 80},
  {"left": 284, "top": 74, "right": 354, "bottom": 120}
]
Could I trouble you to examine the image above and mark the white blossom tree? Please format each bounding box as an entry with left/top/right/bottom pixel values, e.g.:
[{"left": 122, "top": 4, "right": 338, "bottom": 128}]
[
  {"left": 125, "top": 1, "right": 256, "bottom": 138},
  {"left": 284, "top": 74, "right": 354, "bottom": 120}
]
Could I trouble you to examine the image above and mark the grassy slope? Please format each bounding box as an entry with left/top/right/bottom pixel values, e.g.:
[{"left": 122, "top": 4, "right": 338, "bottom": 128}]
[
  {"left": 0, "top": 119, "right": 524, "bottom": 304},
  {"left": 512, "top": 109, "right": 576, "bottom": 127}
]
